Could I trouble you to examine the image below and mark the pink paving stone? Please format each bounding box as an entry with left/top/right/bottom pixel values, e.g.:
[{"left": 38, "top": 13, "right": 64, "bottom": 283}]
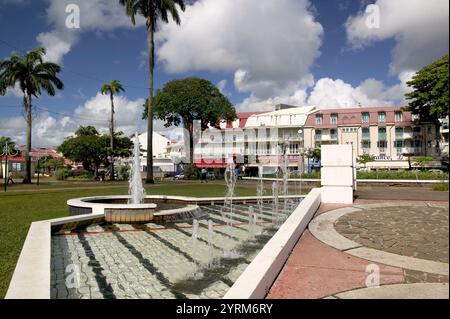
[{"left": 267, "top": 230, "right": 405, "bottom": 299}]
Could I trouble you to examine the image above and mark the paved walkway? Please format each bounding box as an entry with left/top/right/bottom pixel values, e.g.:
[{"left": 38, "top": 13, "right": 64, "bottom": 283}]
[{"left": 268, "top": 200, "right": 449, "bottom": 299}]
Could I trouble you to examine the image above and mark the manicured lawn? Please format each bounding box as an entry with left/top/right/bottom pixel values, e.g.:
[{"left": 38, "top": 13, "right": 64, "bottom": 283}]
[{"left": 0, "top": 181, "right": 256, "bottom": 298}]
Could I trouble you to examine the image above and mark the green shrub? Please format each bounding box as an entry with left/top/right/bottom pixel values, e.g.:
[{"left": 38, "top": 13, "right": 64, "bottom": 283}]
[
  {"left": 55, "top": 169, "right": 69, "bottom": 181},
  {"left": 356, "top": 170, "right": 448, "bottom": 180},
  {"left": 433, "top": 182, "right": 449, "bottom": 191},
  {"left": 118, "top": 165, "right": 130, "bottom": 181}
]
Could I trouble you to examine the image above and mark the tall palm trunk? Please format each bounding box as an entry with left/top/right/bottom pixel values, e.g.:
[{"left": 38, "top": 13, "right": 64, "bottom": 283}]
[
  {"left": 23, "top": 93, "right": 32, "bottom": 184},
  {"left": 146, "top": 18, "right": 155, "bottom": 184},
  {"left": 110, "top": 93, "right": 115, "bottom": 181}
]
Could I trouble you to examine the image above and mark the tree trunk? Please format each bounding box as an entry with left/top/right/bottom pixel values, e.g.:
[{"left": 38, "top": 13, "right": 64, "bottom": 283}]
[
  {"left": 110, "top": 93, "right": 115, "bottom": 181},
  {"left": 23, "top": 94, "right": 32, "bottom": 184},
  {"left": 146, "top": 18, "right": 155, "bottom": 184}
]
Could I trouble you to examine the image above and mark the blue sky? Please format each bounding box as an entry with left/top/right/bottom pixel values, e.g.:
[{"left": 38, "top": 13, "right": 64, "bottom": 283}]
[{"left": 0, "top": 0, "right": 448, "bottom": 146}]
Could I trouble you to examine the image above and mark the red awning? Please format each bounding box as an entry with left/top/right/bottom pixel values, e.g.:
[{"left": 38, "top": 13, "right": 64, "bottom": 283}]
[{"left": 195, "top": 159, "right": 227, "bottom": 168}]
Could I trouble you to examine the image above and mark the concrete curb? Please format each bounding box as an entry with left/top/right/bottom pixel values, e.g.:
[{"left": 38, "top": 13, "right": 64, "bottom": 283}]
[
  {"left": 223, "top": 188, "right": 322, "bottom": 299},
  {"left": 334, "top": 283, "right": 449, "bottom": 299},
  {"left": 309, "top": 203, "right": 449, "bottom": 276}
]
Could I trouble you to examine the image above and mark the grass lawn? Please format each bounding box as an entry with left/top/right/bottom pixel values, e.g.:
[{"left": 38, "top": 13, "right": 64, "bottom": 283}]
[{"left": 0, "top": 181, "right": 256, "bottom": 298}]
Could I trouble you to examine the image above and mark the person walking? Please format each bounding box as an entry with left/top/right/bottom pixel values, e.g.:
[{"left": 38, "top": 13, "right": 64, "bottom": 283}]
[
  {"left": 201, "top": 168, "right": 207, "bottom": 183},
  {"left": 7, "top": 170, "right": 14, "bottom": 184}
]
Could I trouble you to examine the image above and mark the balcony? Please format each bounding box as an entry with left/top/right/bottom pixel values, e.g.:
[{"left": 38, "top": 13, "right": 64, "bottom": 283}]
[
  {"left": 314, "top": 135, "right": 322, "bottom": 141},
  {"left": 361, "top": 134, "right": 370, "bottom": 141},
  {"left": 378, "top": 133, "right": 387, "bottom": 141},
  {"left": 396, "top": 131, "right": 413, "bottom": 140}
]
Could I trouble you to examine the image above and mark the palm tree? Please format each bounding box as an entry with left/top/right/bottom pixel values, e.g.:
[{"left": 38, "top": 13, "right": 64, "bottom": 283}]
[
  {"left": 101, "top": 80, "right": 125, "bottom": 181},
  {"left": 0, "top": 47, "right": 63, "bottom": 183},
  {"left": 119, "top": 0, "right": 186, "bottom": 184}
]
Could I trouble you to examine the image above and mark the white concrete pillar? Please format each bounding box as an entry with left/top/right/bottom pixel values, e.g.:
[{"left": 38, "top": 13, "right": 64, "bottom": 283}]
[{"left": 321, "top": 144, "right": 354, "bottom": 204}]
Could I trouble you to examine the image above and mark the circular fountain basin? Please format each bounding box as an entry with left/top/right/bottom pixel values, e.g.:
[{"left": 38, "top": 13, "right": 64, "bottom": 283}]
[{"left": 67, "top": 195, "right": 203, "bottom": 224}]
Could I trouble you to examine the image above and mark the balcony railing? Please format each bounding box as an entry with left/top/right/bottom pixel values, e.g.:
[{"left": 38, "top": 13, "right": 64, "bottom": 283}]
[
  {"left": 361, "top": 134, "right": 370, "bottom": 140},
  {"left": 314, "top": 135, "right": 322, "bottom": 141},
  {"left": 378, "top": 133, "right": 387, "bottom": 141}
]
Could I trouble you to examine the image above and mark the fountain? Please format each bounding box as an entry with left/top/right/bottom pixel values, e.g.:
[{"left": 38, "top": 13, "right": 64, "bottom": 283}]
[
  {"left": 67, "top": 133, "right": 201, "bottom": 223},
  {"left": 223, "top": 156, "right": 237, "bottom": 227},
  {"left": 256, "top": 165, "right": 264, "bottom": 222},
  {"left": 128, "top": 133, "right": 146, "bottom": 204},
  {"left": 281, "top": 140, "right": 289, "bottom": 211},
  {"left": 272, "top": 181, "right": 279, "bottom": 213}
]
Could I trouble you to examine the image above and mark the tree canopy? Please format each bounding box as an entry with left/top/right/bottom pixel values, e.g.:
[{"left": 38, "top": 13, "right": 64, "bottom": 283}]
[
  {"left": 404, "top": 55, "right": 449, "bottom": 123},
  {"left": 0, "top": 136, "right": 18, "bottom": 155},
  {"left": 58, "top": 126, "right": 133, "bottom": 177},
  {"left": 147, "top": 77, "right": 236, "bottom": 130},
  {"left": 146, "top": 77, "right": 236, "bottom": 163}
]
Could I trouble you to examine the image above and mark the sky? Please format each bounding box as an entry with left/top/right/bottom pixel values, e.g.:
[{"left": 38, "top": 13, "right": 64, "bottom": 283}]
[{"left": 0, "top": 0, "right": 448, "bottom": 147}]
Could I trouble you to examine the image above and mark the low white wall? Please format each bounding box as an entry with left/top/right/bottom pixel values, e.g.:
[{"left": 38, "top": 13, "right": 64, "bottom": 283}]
[
  {"left": 223, "top": 188, "right": 322, "bottom": 299},
  {"left": 5, "top": 221, "right": 51, "bottom": 299}
]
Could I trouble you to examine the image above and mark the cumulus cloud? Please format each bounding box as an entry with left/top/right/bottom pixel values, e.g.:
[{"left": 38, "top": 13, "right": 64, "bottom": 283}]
[
  {"left": 156, "top": 0, "right": 323, "bottom": 100},
  {"left": 345, "top": 0, "right": 449, "bottom": 75},
  {"left": 237, "top": 72, "right": 414, "bottom": 111},
  {"left": 0, "top": 92, "right": 160, "bottom": 147},
  {"left": 73, "top": 92, "right": 147, "bottom": 136},
  {"left": 37, "top": 0, "right": 145, "bottom": 63},
  {"left": 0, "top": 113, "right": 77, "bottom": 147}
]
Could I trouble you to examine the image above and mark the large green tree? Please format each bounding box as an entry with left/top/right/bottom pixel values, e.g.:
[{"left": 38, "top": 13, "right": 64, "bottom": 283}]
[
  {"left": 119, "top": 0, "right": 186, "bottom": 184},
  {"left": 58, "top": 126, "right": 133, "bottom": 179},
  {"left": 0, "top": 47, "right": 63, "bottom": 183},
  {"left": 404, "top": 55, "right": 449, "bottom": 123},
  {"left": 100, "top": 80, "right": 125, "bottom": 181},
  {"left": 147, "top": 77, "right": 236, "bottom": 165}
]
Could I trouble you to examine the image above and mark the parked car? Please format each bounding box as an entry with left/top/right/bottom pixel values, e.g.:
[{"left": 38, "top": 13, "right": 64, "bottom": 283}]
[{"left": 175, "top": 174, "right": 185, "bottom": 180}]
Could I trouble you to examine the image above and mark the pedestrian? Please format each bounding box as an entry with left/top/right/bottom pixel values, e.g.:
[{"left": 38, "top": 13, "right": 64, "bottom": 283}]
[
  {"left": 201, "top": 168, "right": 207, "bottom": 183},
  {"left": 7, "top": 170, "right": 14, "bottom": 184}
]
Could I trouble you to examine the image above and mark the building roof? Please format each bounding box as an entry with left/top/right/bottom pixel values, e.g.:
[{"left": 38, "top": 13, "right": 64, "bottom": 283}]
[{"left": 244, "top": 106, "right": 317, "bottom": 128}]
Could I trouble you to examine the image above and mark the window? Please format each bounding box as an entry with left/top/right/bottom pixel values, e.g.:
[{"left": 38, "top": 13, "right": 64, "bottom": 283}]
[
  {"left": 395, "top": 127, "right": 403, "bottom": 139},
  {"left": 330, "top": 113, "right": 338, "bottom": 125},
  {"left": 362, "top": 141, "right": 370, "bottom": 154},
  {"left": 378, "top": 127, "right": 387, "bottom": 140},
  {"left": 362, "top": 112, "right": 370, "bottom": 123},
  {"left": 315, "top": 114, "right": 323, "bottom": 125},
  {"left": 378, "top": 112, "right": 386, "bottom": 122},
  {"left": 362, "top": 128, "right": 370, "bottom": 138},
  {"left": 395, "top": 111, "right": 403, "bottom": 122},
  {"left": 427, "top": 126, "right": 432, "bottom": 134},
  {"left": 378, "top": 141, "right": 387, "bottom": 154},
  {"left": 413, "top": 126, "right": 421, "bottom": 136},
  {"left": 394, "top": 141, "right": 403, "bottom": 155},
  {"left": 343, "top": 127, "right": 357, "bottom": 133}
]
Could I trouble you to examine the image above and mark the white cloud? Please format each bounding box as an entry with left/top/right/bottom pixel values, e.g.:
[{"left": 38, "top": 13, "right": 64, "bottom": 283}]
[
  {"left": 36, "top": 32, "right": 73, "bottom": 64},
  {"left": 0, "top": 113, "right": 77, "bottom": 147},
  {"left": 37, "top": 0, "right": 145, "bottom": 63},
  {"left": 74, "top": 92, "right": 146, "bottom": 136},
  {"left": 5, "top": 83, "right": 23, "bottom": 98},
  {"left": 0, "top": 92, "right": 167, "bottom": 147},
  {"left": 345, "top": 0, "right": 449, "bottom": 75},
  {"left": 237, "top": 72, "right": 414, "bottom": 111},
  {"left": 216, "top": 79, "right": 227, "bottom": 95},
  {"left": 156, "top": 0, "right": 323, "bottom": 100}
]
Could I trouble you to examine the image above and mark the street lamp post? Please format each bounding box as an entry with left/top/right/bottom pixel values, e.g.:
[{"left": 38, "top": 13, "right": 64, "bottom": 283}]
[{"left": 1, "top": 142, "right": 19, "bottom": 192}]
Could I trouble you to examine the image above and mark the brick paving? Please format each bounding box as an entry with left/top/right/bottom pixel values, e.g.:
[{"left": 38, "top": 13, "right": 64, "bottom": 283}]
[{"left": 335, "top": 204, "right": 449, "bottom": 263}]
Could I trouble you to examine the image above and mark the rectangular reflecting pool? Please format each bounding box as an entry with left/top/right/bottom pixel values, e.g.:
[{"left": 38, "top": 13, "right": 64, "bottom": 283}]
[{"left": 51, "top": 199, "right": 301, "bottom": 299}]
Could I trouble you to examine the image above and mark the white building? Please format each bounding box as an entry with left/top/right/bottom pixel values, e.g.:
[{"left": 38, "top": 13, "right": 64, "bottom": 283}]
[{"left": 135, "top": 131, "right": 173, "bottom": 173}]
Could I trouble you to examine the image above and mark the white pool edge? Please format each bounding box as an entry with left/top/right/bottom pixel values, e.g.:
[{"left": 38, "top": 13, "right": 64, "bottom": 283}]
[
  {"left": 6, "top": 194, "right": 307, "bottom": 299},
  {"left": 223, "top": 188, "right": 322, "bottom": 299}
]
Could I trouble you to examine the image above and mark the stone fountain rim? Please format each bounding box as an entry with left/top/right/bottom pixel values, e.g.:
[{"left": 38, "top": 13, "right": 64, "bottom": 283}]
[{"left": 67, "top": 195, "right": 157, "bottom": 210}]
